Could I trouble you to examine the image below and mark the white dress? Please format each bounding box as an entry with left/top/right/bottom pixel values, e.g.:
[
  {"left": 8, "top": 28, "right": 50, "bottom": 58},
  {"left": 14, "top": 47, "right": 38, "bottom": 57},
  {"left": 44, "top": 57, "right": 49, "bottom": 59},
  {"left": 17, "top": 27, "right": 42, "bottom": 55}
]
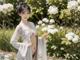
[{"left": 10, "top": 21, "right": 48, "bottom": 60}]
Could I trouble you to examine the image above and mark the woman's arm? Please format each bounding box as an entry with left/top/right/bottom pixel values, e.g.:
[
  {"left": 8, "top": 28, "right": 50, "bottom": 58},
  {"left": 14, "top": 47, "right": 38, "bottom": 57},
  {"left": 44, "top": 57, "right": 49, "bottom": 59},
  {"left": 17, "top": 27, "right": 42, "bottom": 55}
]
[
  {"left": 38, "top": 32, "right": 48, "bottom": 41},
  {"left": 10, "top": 25, "right": 23, "bottom": 50}
]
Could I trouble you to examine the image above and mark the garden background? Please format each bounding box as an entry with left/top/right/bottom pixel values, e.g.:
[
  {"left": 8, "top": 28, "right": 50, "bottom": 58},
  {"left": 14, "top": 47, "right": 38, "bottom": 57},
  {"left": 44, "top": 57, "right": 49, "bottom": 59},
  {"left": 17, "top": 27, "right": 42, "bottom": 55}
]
[{"left": 0, "top": 0, "right": 80, "bottom": 60}]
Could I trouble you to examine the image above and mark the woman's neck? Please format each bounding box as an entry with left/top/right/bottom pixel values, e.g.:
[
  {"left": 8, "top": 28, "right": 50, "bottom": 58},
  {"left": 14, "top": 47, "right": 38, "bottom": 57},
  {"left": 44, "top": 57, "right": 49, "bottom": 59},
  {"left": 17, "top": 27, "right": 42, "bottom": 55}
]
[
  {"left": 20, "top": 18, "right": 29, "bottom": 26},
  {"left": 21, "top": 17, "right": 28, "bottom": 22}
]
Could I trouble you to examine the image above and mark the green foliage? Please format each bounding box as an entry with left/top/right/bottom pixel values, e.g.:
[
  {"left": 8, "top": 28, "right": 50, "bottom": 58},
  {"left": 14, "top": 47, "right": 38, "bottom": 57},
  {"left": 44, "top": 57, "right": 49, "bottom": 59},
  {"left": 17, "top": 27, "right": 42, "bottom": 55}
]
[
  {"left": 0, "top": 29, "right": 16, "bottom": 52},
  {"left": 47, "top": 26, "right": 80, "bottom": 60}
]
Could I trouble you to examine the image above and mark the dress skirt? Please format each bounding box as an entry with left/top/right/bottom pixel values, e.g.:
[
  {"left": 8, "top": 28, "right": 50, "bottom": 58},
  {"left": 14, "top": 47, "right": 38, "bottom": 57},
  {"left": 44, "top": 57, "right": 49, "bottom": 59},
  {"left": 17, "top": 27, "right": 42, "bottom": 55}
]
[{"left": 15, "top": 37, "right": 47, "bottom": 60}]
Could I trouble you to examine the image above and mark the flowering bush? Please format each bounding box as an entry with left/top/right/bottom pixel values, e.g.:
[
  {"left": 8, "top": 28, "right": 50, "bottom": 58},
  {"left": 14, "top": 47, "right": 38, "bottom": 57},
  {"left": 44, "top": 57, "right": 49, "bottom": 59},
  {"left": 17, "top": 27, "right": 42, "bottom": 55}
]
[
  {"left": 67, "top": 1, "right": 78, "bottom": 10},
  {"left": 48, "top": 5, "right": 58, "bottom": 15},
  {"left": 36, "top": 18, "right": 58, "bottom": 36},
  {"left": 33, "top": 0, "right": 80, "bottom": 59},
  {"left": 0, "top": 3, "right": 14, "bottom": 14},
  {"left": 0, "top": 0, "right": 80, "bottom": 60},
  {"left": 47, "top": 27, "right": 80, "bottom": 60},
  {"left": 65, "top": 32, "right": 79, "bottom": 43},
  {"left": 0, "top": 3, "right": 14, "bottom": 28}
]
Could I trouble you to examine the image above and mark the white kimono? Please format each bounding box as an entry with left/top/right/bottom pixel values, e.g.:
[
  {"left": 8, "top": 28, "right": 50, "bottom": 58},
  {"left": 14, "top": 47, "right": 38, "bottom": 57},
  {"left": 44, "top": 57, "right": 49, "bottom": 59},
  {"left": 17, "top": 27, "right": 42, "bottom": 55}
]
[{"left": 10, "top": 21, "right": 47, "bottom": 60}]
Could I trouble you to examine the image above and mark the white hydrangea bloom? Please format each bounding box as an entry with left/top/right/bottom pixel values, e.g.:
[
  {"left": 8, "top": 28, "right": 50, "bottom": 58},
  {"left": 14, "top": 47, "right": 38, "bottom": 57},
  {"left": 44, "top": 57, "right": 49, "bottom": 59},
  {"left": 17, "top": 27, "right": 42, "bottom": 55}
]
[
  {"left": 52, "top": 28, "right": 58, "bottom": 33},
  {"left": 60, "top": 47, "right": 64, "bottom": 50},
  {"left": 67, "top": 36, "right": 73, "bottom": 40},
  {"left": 67, "top": 1, "right": 78, "bottom": 10},
  {"left": 48, "top": 29, "right": 54, "bottom": 34},
  {"left": 48, "top": 5, "right": 58, "bottom": 14},
  {"left": 48, "top": 25, "right": 54, "bottom": 29},
  {"left": 41, "top": 27, "right": 47, "bottom": 32},
  {"left": 6, "top": 3, "right": 14, "bottom": 12},
  {"left": 66, "top": 32, "right": 75, "bottom": 37},
  {"left": 72, "top": 37, "right": 79, "bottom": 43},
  {"left": 41, "top": 23, "right": 46, "bottom": 26},
  {"left": 75, "top": 35, "right": 79, "bottom": 39},
  {"left": 0, "top": 3, "right": 13, "bottom": 14},
  {"left": 72, "top": 35, "right": 79, "bottom": 43},
  {"left": 77, "top": 0, "right": 80, "bottom": 4},
  {"left": 46, "top": 0, "right": 49, "bottom": 4},
  {"left": 49, "top": 19, "right": 55, "bottom": 24},
  {"left": 78, "top": 6, "right": 80, "bottom": 11},
  {"left": 60, "top": 26, "right": 63, "bottom": 30},
  {"left": 65, "top": 32, "right": 79, "bottom": 43},
  {"left": 36, "top": 25, "right": 40, "bottom": 29},
  {"left": 0, "top": 5, "right": 3, "bottom": 12},
  {"left": 2, "top": 4, "right": 8, "bottom": 14},
  {"left": 42, "top": 18, "right": 49, "bottom": 23},
  {"left": 65, "top": 32, "right": 75, "bottom": 40},
  {"left": 38, "top": 20, "right": 43, "bottom": 25},
  {"left": 48, "top": 28, "right": 58, "bottom": 34}
]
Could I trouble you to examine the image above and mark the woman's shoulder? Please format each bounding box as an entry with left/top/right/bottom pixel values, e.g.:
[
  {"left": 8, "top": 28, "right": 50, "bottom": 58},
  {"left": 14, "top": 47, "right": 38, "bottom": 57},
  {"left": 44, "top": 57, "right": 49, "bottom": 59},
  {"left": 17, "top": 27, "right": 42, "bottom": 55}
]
[
  {"left": 16, "top": 24, "right": 20, "bottom": 28},
  {"left": 29, "top": 21, "right": 35, "bottom": 26},
  {"left": 15, "top": 24, "right": 22, "bottom": 31},
  {"left": 14, "top": 24, "right": 22, "bottom": 34}
]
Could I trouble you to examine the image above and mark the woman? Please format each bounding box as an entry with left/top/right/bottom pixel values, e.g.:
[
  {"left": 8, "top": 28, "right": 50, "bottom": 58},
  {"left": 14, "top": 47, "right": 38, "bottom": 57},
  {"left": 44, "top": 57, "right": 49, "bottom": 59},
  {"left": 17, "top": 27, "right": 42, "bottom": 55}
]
[{"left": 10, "top": 2, "right": 48, "bottom": 60}]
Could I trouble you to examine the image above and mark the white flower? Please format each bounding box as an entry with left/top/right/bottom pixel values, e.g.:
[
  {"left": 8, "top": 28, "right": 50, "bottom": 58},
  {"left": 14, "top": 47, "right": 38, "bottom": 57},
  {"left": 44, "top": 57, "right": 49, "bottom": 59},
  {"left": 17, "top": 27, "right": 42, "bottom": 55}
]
[
  {"left": 78, "top": 6, "right": 80, "bottom": 11},
  {"left": 72, "top": 35, "right": 79, "bottom": 43},
  {"left": 42, "top": 18, "right": 49, "bottom": 23},
  {"left": 51, "top": 45, "right": 57, "bottom": 50},
  {"left": 41, "top": 27, "right": 47, "bottom": 32},
  {"left": 2, "top": 4, "right": 8, "bottom": 14},
  {"left": 46, "top": 0, "right": 49, "bottom": 4},
  {"left": 41, "top": 23, "right": 46, "bottom": 26},
  {"left": 36, "top": 25, "right": 39, "bottom": 29},
  {"left": 65, "top": 32, "right": 79, "bottom": 43},
  {"left": 48, "top": 29, "right": 54, "bottom": 34},
  {"left": 0, "top": 3, "right": 13, "bottom": 14},
  {"left": 6, "top": 3, "right": 14, "bottom": 12},
  {"left": 60, "top": 47, "right": 64, "bottom": 50},
  {"left": 60, "top": 26, "right": 63, "bottom": 30},
  {"left": 0, "top": 5, "right": 3, "bottom": 12},
  {"left": 49, "top": 19, "right": 55, "bottom": 24},
  {"left": 48, "top": 5, "right": 58, "bottom": 14},
  {"left": 66, "top": 32, "right": 75, "bottom": 37},
  {"left": 48, "top": 28, "right": 58, "bottom": 34},
  {"left": 65, "top": 32, "right": 75, "bottom": 40},
  {"left": 53, "top": 28, "right": 58, "bottom": 33},
  {"left": 67, "top": 36, "right": 73, "bottom": 40},
  {"left": 72, "top": 38, "right": 79, "bottom": 43},
  {"left": 48, "top": 25, "right": 54, "bottom": 29},
  {"left": 7, "top": 3, "right": 13, "bottom": 9},
  {"left": 67, "top": 1, "right": 78, "bottom": 10},
  {"left": 77, "top": 0, "right": 80, "bottom": 4},
  {"left": 38, "top": 20, "right": 43, "bottom": 25}
]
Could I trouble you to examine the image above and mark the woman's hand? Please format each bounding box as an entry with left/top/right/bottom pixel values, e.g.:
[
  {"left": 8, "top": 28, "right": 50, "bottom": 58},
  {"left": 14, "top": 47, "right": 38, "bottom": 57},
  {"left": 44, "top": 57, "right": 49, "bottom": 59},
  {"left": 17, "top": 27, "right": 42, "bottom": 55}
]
[
  {"left": 41, "top": 32, "right": 48, "bottom": 40},
  {"left": 30, "top": 34, "right": 37, "bottom": 55}
]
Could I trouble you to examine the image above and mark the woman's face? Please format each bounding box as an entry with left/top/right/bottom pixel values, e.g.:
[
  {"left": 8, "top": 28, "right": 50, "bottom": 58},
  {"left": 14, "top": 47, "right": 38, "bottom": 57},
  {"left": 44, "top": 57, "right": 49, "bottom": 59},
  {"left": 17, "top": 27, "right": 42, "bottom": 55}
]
[{"left": 19, "top": 10, "right": 31, "bottom": 20}]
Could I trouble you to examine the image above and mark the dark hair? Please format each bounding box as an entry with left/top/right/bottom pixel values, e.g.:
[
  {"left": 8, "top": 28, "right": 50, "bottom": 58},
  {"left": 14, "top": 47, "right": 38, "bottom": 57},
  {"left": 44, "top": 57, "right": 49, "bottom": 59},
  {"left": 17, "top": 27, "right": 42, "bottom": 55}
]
[{"left": 16, "top": 2, "right": 31, "bottom": 14}]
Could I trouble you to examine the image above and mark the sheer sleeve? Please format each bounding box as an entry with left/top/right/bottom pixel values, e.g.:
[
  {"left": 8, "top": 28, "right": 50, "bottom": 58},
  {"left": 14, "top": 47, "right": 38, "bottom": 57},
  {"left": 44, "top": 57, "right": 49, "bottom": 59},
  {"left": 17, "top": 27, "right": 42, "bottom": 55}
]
[
  {"left": 10, "top": 25, "right": 22, "bottom": 50},
  {"left": 30, "top": 22, "right": 36, "bottom": 30}
]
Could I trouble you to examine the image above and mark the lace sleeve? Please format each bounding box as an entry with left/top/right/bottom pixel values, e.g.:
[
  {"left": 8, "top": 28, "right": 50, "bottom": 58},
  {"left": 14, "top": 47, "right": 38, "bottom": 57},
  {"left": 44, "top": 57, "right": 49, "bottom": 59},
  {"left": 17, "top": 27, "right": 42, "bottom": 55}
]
[
  {"left": 30, "top": 22, "right": 36, "bottom": 30},
  {"left": 10, "top": 25, "right": 22, "bottom": 50}
]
